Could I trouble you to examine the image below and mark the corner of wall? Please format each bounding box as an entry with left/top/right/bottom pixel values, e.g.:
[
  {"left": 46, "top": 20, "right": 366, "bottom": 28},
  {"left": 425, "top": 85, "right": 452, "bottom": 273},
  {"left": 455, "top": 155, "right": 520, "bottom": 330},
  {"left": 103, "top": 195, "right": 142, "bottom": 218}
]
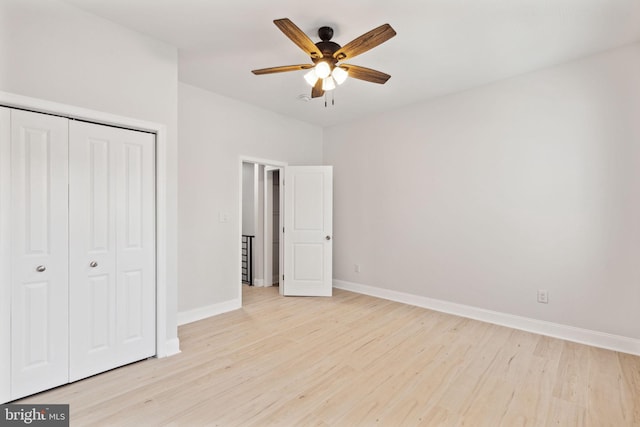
[{"left": 177, "top": 298, "right": 242, "bottom": 326}]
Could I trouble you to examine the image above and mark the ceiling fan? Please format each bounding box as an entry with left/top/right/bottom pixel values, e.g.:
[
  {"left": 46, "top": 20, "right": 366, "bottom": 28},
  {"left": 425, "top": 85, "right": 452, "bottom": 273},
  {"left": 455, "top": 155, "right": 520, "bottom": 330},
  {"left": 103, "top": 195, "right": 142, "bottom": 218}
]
[{"left": 252, "top": 18, "right": 396, "bottom": 99}]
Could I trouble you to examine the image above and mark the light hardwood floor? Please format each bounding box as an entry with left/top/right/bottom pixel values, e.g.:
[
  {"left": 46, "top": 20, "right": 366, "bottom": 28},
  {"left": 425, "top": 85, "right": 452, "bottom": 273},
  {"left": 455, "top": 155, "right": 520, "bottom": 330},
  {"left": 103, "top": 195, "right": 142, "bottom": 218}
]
[{"left": 18, "top": 286, "right": 640, "bottom": 426}]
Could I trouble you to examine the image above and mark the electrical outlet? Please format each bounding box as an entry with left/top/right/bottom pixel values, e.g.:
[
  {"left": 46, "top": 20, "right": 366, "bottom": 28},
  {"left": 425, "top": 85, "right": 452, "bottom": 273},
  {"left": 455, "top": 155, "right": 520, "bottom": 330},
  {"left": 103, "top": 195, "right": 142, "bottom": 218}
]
[
  {"left": 354, "top": 264, "right": 361, "bottom": 273},
  {"left": 537, "top": 289, "right": 549, "bottom": 304}
]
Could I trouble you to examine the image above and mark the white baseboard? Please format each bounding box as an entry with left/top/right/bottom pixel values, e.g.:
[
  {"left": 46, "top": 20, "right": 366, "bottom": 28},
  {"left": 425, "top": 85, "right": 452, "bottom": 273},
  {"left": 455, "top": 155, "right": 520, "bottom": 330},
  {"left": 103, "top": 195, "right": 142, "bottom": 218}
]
[
  {"left": 177, "top": 298, "right": 241, "bottom": 326},
  {"left": 333, "top": 279, "right": 640, "bottom": 356},
  {"left": 160, "top": 338, "right": 181, "bottom": 357},
  {"left": 253, "top": 279, "right": 264, "bottom": 287}
]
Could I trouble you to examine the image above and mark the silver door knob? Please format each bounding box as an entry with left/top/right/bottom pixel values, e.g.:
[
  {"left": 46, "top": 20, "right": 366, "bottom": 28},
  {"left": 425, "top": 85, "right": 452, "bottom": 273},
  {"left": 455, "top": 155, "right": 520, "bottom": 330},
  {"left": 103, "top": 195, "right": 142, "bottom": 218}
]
[
  {"left": 36, "top": 265, "right": 46, "bottom": 272},
  {"left": 89, "top": 261, "right": 98, "bottom": 268},
  {"left": 325, "top": 235, "right": 331, "bottom": 241}
]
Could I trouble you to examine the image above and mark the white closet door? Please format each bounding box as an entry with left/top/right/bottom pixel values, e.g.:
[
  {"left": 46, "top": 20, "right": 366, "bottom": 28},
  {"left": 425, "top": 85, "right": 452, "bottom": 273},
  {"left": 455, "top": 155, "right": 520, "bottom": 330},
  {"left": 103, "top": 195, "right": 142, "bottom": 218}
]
[
  {"left": 10, "top": 110, "right": 69, "bottom": 399},
  {"left": 1, "top": 107, "right": 11, "bottom": 404},
  {"left": 69, "top": 121, "right": 155, "bottom": 381}
]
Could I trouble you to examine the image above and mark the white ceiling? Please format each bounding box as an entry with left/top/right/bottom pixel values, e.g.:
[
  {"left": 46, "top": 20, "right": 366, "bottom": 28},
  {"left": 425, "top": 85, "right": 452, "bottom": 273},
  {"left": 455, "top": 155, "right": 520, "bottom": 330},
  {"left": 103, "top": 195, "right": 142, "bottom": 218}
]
[{"left": 62, "top": 0, "right": 640, "bottom": 127}]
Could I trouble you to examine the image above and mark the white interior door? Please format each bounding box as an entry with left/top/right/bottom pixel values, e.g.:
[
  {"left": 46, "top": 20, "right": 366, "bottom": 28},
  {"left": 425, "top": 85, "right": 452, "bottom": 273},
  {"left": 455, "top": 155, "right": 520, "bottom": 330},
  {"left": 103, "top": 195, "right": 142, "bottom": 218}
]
[
  {"left": 283, "top": 166, "right": 333, "bottom": 296},
  {"left": 10, "top": 110, "right": 69, "bottom": 399},
  {"left": 69, "top": 121, "right": 156, "bottom": 381}
]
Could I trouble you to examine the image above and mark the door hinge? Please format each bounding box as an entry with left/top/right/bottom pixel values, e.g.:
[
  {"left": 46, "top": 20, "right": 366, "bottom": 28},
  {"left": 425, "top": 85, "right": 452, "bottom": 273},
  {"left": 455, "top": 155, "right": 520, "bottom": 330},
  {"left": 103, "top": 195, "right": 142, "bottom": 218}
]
[
  {"left": 282, "top": 227, "right": 285, "bottom": 233},
  {"left": 282, "top": 275, "right": 284, "bottom": 281}
]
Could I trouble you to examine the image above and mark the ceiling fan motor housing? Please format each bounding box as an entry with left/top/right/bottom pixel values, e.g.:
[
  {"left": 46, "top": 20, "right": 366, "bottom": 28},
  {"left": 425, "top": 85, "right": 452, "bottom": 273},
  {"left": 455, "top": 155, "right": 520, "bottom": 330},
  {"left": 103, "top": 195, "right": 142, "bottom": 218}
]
[
  {"left": 314, "top": 41, "right": 341, "bottom": 66},
  {"left": 314, "top": 26, "right": 341, "bottom": 66}
]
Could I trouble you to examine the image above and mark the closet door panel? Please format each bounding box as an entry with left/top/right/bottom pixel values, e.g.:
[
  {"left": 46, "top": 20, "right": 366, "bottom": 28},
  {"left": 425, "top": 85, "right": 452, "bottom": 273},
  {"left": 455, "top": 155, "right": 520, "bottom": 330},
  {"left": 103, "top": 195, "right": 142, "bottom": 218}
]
[
  {"left": 69, "top": 121, "right": 155, "bottom": 381},
  {"left": 84, "top": 140, "right": 116, "bottom": 354},
  {"left": 69, "top": 122, "right": 118, "bottom": 380},
  {"left": 116, "top": 134, "right": 156, "bottom": 365},
  {"left": 10, "top": 110, "right": 69, "bottom": 400},
  {"left": 87, "top": 274, "right": 112, "bottom": 350}
]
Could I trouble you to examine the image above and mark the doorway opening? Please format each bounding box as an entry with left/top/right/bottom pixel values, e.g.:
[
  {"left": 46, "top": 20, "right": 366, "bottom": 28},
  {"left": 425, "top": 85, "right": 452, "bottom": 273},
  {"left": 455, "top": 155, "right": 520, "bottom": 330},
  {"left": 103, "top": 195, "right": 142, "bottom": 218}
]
[
  {"left": 265, "top": 168, "right": 280, "bottom": 287},
  {"left": 240, "top": 160, "right": 284, "bottom": 293}
]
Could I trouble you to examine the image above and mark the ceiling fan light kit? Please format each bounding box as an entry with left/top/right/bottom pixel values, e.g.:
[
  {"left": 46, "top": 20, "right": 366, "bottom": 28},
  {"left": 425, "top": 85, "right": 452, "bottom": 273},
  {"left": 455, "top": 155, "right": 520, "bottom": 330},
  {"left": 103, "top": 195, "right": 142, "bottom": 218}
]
[
  {"left": 252, "top": 18, "right": 396, "bottom": 102},
  {"left": 314, "top": 61, "right": 332, "bottom": 79},
  {"left": 322, "top": 76, "right": 336, "bottom": 91},
  {"left": 332, "top": 66, "right": 348, "bottom": 85},
  {"left": 304, "top": 69, "right": 319, "bottom": 86},
  {"left": 303, "top": 63, "right": 347, "bottom": 92}
]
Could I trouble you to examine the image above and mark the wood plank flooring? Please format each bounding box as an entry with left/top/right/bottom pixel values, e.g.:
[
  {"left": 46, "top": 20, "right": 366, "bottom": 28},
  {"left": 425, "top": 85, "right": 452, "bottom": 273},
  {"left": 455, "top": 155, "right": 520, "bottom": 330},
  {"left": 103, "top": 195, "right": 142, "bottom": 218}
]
[{"left": 18, "top": 286, "right": 640, "bottom": 426}]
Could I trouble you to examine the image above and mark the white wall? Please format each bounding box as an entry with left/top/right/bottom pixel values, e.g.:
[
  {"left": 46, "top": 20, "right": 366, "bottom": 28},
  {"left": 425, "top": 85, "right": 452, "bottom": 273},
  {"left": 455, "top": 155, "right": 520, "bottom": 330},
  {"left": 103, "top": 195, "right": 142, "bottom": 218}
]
[
  {"left": 178, "top": 83, "right": 322, "bottom": 314},
  {"left": 325, "top": 44, "right": 640, "bottom": 340},
  {"left": 0, "top": 0, "right": 179, "bottom": 348}
]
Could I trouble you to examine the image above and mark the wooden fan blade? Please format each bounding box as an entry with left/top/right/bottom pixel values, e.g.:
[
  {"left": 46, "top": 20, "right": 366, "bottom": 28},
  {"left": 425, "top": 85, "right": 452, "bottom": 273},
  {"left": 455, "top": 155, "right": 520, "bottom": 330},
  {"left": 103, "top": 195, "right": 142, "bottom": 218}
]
[
  {"left": 311, "top": 79, "right": 324, "bottom": 98},
  {"left": 333, "top": 24, "right": 396, "bottom": 61},
  {"left": 252, "top": 64, "right": 314, "bottom": 75},
  {"left": 341, "top": 64, "right": 391, "bottom": 84},
  {"left": 274, "top": 18, "right": 323, "bottom": 59}
]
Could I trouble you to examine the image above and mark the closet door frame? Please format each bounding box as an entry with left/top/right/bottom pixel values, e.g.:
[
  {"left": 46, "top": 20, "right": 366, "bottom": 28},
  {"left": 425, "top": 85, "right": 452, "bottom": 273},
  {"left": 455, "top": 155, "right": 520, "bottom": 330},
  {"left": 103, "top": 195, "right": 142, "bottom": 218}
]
[
  {"left": 0, "top": 91, "right": 177, "bottom": 403},
  {"left": 0, "top": 107, "right": 10, "bottom": 403}
]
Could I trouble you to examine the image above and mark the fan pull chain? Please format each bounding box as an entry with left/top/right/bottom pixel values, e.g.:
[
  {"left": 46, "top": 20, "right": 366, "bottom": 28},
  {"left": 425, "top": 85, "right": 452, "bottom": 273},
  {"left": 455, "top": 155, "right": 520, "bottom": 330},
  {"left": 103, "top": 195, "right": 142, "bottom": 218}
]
[{"left": 323, "top": 92, "right": 336, "bottom": 108}]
